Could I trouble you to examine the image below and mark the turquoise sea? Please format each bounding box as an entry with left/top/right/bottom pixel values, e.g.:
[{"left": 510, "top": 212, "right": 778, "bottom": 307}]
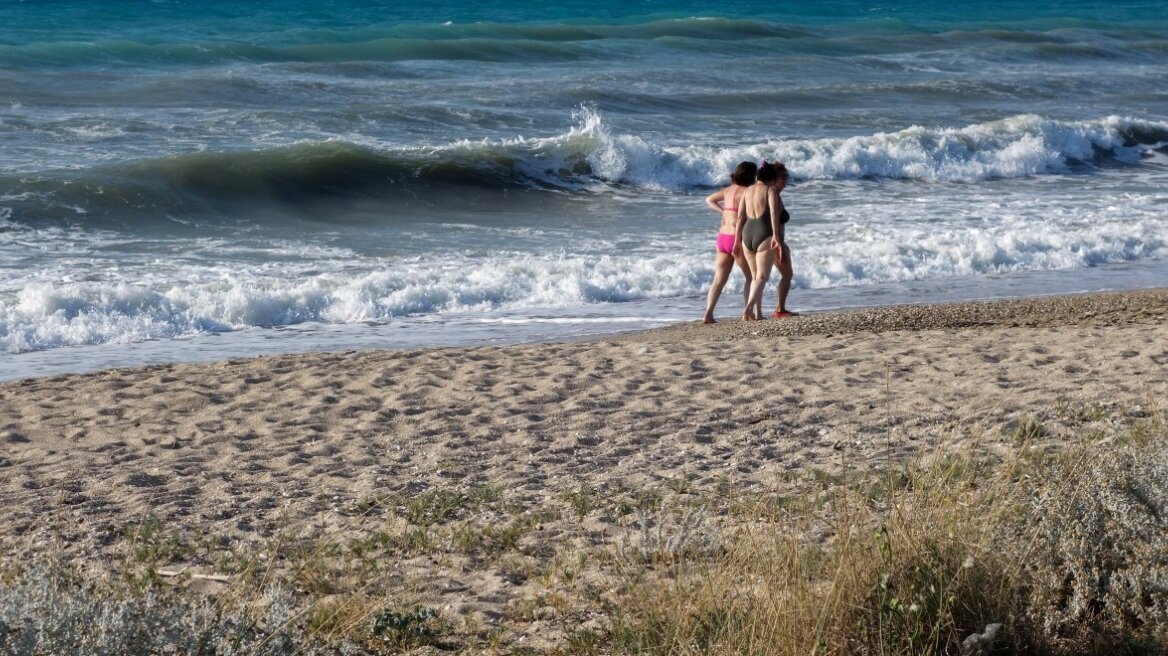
[{"left": 2, "top": 0, "right": 1166, "bottom": 379}]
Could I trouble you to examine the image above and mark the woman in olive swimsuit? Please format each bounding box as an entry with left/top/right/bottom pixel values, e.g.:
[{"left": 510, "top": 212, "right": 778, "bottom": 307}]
[
  {"left": 735, "top": 161, "right": 788, "bottom": 320},
  {"left": 702, "top": 161, "right": 757, "bottom": 323}
]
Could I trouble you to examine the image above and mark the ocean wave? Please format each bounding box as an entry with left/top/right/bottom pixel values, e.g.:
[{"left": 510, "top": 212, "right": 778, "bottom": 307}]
[
  {"left": 2, "top": 212, "right": 1165, "bottom": 354},
  {"left": 0, "top": 254, "right": 693, "bottom": 354},
  {"left": 4, "top": 109, "right": 1167, "bottom": 225},
  {"left": 771, "top": 114, "right": 1168, "bottom": 182}
]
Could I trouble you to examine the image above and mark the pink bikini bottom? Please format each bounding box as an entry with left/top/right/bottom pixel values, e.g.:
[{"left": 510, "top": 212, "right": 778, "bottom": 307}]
[{"left": 716, "top": 232, "right": 736, "bottom": 255}]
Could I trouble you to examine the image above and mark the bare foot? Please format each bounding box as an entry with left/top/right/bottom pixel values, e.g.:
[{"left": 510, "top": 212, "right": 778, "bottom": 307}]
[
  {"left": 702, "top": 315, "right": 716, "bottom": 324},
  {"left": 741, "top": 310, "right": 754, "bottom": 321}
]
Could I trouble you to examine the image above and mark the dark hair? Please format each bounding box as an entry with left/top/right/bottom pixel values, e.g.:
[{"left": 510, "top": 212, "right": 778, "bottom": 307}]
[
  {"left": 756, "top": 161, "right": 789, "bottom": 185},
  {"left": 730, "top": 161, "right": 757, "bottom": 187}
]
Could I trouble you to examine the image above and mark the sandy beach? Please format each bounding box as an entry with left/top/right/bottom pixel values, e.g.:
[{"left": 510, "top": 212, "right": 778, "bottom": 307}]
[{"left": 2, "top": 288, "right": 1166, "bottom": 648}]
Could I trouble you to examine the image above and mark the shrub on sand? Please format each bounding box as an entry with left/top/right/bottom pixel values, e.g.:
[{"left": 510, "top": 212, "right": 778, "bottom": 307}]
[
  {"left": 0, "top": 568, "right": 318, "bottom": 655},
  {"left": 608, "top": 409, "right": 1168, "bottom": 655},
  {"left": 1019, "top": 430, "right": 1168, "bottom": 650}
]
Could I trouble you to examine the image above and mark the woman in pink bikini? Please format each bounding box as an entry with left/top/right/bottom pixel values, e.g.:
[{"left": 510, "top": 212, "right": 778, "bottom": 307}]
[{"left": 702, "top": 161, "right": 758, "bottom": 323}]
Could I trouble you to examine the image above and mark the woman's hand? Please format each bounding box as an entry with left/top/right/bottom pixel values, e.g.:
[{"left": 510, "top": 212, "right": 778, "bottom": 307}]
[{"left": 771, "top": 238, "right": 783, "bottom": 261}]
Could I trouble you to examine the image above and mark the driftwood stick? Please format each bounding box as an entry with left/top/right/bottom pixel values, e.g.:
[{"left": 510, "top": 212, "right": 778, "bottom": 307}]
[{"left": 156, "top": 568, "right": 232, "bottom": 583}]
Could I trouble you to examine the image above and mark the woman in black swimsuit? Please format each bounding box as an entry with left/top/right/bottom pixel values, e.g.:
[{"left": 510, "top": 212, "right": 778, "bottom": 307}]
[{"left": 735, "top": 161, "right": 788, "bottom": 320}]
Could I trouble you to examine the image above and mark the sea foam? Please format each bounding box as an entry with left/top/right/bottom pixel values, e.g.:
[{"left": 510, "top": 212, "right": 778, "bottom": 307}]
[{"left": 3, "top": 207, "right": 1164, "bottom": 355}]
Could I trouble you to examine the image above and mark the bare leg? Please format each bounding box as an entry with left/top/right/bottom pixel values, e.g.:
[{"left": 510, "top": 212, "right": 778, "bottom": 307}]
[
  {"left": 703, "top": 250, "right": 735, "bottom": 323},
  {"left": 733, "top": 248, "right": 755, "bottom": 318},
  {"left": 741, "top": 248, "right": 762, "bottom": 320},
  {"left": 745, "top": 247, "right": 775, "bottom": 318},
  {"left": 774, "top": 244, "right": 794, "bottom": 315}
]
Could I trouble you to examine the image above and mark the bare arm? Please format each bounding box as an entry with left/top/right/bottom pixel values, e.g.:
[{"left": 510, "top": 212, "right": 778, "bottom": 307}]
[
  {"left": 769, "top": 188, "right": 784, "bottom": 260},
  {"left": 705, "top": 188, "right": 726, "bottom": 213},
  {"left": 735, "top": 198, "right": 747, "bottom": 250}
]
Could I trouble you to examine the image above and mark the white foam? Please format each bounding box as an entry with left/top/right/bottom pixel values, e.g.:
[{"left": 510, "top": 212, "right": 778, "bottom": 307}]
[
  {"left": 406, "top": 108, "right": 1168, "bottom": 189},
  {"left": 64, "top": 122, "right": 128, "bottom": 140},
  {"left": 2, "top": 204, "right": 1164, "bottom": 356}
]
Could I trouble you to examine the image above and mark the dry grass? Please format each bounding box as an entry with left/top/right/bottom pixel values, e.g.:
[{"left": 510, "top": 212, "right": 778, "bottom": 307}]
[
  {"left": 605, "top": 404, "right": 1168, "bottom": 656},
  {"left": 2, "top": 404, "right": 1166, "bottom": 654}
]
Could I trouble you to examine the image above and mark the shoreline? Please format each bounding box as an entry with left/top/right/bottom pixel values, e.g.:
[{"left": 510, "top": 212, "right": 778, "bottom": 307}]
[
  {"left": 7, "top": 259, "right": 1168, "bottom": 383},
  {"left": 633, "top": 286, "right": 1168, "bottom": 341},
  {"left": 6, "top": 285, "right": 1167, "bottom": 386},
  {"left": 2, "top": 287, "right": 1166, "bottom": 648}
]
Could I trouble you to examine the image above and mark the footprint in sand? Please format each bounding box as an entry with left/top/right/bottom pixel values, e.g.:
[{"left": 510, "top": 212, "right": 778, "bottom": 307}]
[{"left": 124, "top": 472, "right": 168, "bottom": 488}]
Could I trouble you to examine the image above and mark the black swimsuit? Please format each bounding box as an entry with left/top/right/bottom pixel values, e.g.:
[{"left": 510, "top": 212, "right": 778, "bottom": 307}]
[{"left": 743, "top": 206, "right": 773, "bottom": 251}]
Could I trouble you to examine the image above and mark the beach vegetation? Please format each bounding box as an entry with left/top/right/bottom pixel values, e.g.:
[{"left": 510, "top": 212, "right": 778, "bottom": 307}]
[
  {"left": 351, "top": 492, "right": 388, "bottom": 515},
  {"left": 561, "top": 483, "right": 599, "bottom": 522},
  {"left": 465, "top": 482, "right": 508, "bottom": 507},
  {"left": 619, "top": 484, "right": 665, "bottom": 515},
  {"left": 1055, "top": 396, "right": 1113, "bottom": 423},
  {"left": 450, "top": 511, "right": 552, "bottom": 556},
  {"left": 601, "top": 407, "right": 1168, "bottom": 656},
  {"left": 1009, "top": 415, "right": 1047, "bottom": 445},
  {"left": 3, "top": 405, "right": 1167, "bottom": 654},
  {"left": 615, "top": 498, "right": 636, "bottom": 516},
  {"left": 120, "top": 517, "right": 198, "bottom": 591},
  {"left": 861, "top": 465, "right": 915, "bottom": 503},
  {"left": 305, "top": 594, "right": 368, "bottom": 635},
  {"left": 668, "top": 471, "right": 695, "bottom": 495},
  {"left": 401, "top": 488, "right": 468, "bottom": 526},
  {"left": 565, "top": 626, "right": 605, "bottom": 654},
  {"left": 726, "top": 489, "right": 801, "bottom": 521},
  {"left": 364, "top": 482, "right": 513, "bottom": 528},
  {"left": 369, "top": 604, "right": 442, "bottom": 650},
  {"left": 212, "top": 545, "right": 266, "bottom": 581},
  {"left": 285, "top": 537, "right": 345, "bottom": 596},
  {"left": 1128, "top": 400, "right": 1166, "bottom": 443},
  {"left": 0, "top": 570, "right": 330, "bottom": 655},
  {"left": 809, "top": 466, "right": 848, "bottom": 487},
  {"left": 615, "top": 504, "right": 721, "bottom": 567}
]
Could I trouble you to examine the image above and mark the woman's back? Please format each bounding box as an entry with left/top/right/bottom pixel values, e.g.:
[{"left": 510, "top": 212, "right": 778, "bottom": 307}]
[
  {"left": 743, "top": 183, "right": 771, "bottom": 221},
  {"left": 715, "top": 184, "right": 745, "bottom": 233},
  {"left": 721, "top": 184, "right": 742, "bottom": 214},
  {"left": 721, "top": 183, "right": 742, "bottom": 214}
]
